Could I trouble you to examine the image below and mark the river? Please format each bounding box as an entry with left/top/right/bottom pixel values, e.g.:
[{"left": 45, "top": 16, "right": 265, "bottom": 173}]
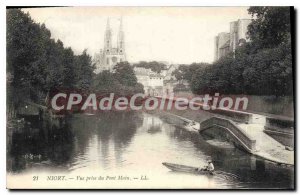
[{"left": 7, "top": 111, "right": 294, "bottom": 189}]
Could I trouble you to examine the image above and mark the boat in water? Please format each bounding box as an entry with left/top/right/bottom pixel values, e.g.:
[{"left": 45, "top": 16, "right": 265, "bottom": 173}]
[
  {"left": 162, "top": 162, "right": 213, "bottom": 175},
  {"left": 162, "top": 162, "right": 241, "bottom": 181}
]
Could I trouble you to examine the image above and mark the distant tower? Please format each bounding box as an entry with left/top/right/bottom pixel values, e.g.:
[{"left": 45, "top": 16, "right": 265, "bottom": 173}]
[
  {"left": 117, "top": 17, "right": 125, "bottom": 56},
  {"left": 94, "top": 17, "right": 127, "bottom": 73},
  {"left": 103, "top": 18, "right": 112, "bottom": 67},
  {"left": 104, "top": 18, "right": 112, "bottom": 53}
]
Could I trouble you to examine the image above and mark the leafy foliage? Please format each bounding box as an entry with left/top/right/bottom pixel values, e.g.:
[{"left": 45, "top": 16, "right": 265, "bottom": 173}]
[
  {"left": 133, "top": 61, "right": 167, "bottom": 73},
  {"left": 172, "top": 63, "right": 209, "bottom": 83},
  {"left": 247, "top": 6, "right": 291, "bottom": 49},
  {"left": 92, "top": 61, "right": 144, "bottom": 96},
  {"left": 7, "top": 9, "right": 94, "bottom": 107},
  {"left": 188, "top": 7, "right": 293, "bottom": 96}
]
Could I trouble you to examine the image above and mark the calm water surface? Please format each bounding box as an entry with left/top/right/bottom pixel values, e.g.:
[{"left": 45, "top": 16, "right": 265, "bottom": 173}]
[{"left": 7, "top": 111, "right": 294, "bottom": 189}]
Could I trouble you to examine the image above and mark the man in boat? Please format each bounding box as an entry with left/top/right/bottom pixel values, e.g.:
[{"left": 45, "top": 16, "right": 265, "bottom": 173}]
[
  {"left": 206, "top": 160, "right": 214, "bottom": 173},
  {"left": 197, "top": 160, "right": 214, "bottom": 174}
]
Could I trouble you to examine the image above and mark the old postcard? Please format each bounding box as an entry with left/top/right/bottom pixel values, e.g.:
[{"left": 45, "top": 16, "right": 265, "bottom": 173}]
[{"left": 6, "top": 6, "right": 294, "bottom": 189}]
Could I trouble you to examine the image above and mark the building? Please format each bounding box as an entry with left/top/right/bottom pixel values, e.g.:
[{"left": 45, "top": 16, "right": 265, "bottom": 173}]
[
  {"left": 93, "top": 17, "right": 178, "bottom": 96},
  {"left": 94, "top": 18, "right": 126, "bottom": 73},
  {"left": 214, "top": 19, "right": 252, "bottom": 61},
  {"left": 229, "top": 19, "right": 252, "bottom": 55},
  {"left": 134, "top": 64, "right": 178, "bottom": 96},
  {"left": 134, "top": 67, "right": 164, "bottom": 96},
  {"left": 214, "top": 32, "right": 230, "bottom": 61}
]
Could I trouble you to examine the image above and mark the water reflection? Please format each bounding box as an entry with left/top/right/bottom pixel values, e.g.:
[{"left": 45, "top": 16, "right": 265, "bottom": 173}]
[
  {"left": 169, "top": 123, "right": 294, "bottom": 189},
  {"left": 7, "top": 111, "right": 294, "bottom": 188}
]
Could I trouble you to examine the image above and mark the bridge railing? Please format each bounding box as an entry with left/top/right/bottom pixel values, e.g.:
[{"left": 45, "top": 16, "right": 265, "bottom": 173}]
[{"left": 200, "top": 117, "right": 256, "bottom": 152}]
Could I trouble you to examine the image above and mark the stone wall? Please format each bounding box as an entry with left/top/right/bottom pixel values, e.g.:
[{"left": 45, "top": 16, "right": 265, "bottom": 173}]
[
  {"left": 174, "top": 92, "right": 294, "bottom": 118},
  {"left": 246, "top": 96, "right": 294, "bottom": 118}
]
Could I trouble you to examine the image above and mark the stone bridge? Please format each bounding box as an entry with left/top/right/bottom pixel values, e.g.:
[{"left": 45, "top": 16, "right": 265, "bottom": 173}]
[
  {"left": 200, "top": 117, "right": 294, "bottom": 165},
  {"left": 200, "top": 117, "right": 257, "bottom": 153}
]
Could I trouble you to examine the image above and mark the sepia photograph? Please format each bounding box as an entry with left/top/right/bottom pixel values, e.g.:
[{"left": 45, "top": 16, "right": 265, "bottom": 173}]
[{"left": 6, "top": 6, "right": 294, "bottom": 189}]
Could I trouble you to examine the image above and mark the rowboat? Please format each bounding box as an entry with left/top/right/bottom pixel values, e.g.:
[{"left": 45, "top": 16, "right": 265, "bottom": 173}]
[{"left": 162, "top": 162, "right": 214, "bottom": 175}]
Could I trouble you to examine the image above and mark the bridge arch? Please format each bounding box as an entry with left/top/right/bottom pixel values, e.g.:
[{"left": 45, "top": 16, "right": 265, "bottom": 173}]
[{"left": 200, "top": 117, "right": 256, "bottom": 153}]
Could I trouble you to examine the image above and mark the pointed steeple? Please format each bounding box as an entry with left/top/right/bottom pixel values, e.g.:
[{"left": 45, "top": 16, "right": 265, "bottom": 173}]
[
  {"left": 117, "top": 17, "right": 125, "bottom": 54},
  {"left": 104, "top": 17, "right": 112, "bottom": 52},
  {"left": 106, "top": 18, "right": 110, "bottom": 30},
  {"left": 119, "top": 17, "right": 123, "bottom": 31}
]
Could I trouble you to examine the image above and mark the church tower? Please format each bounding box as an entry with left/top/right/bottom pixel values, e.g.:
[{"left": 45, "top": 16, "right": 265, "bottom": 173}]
[
  {"left": 95, "top": 17, "right": 127, "bottom": 73},
  {"left": 104, "top": 18, "right": 112, "bottom": 53},
  {"left": 117, "top": 17, "right": 125, "bottom": 55}
]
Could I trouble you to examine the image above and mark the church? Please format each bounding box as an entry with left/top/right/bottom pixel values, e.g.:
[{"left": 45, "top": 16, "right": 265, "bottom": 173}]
[
  {"left": 93, "top": 17, "right": 176, "bottom": 96},
  {"left": 94, "top": 18, "right": 126, "bottom": 73}
]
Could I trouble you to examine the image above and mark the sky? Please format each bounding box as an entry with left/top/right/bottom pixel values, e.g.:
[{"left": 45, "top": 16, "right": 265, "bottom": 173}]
[{"left": 23, "top": 7, "right": 252, "bottom": 64}]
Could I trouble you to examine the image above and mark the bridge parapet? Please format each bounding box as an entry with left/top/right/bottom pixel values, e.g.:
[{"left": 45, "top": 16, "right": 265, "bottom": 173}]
[{"left": 200, "top": 117, "right": 256, "bottom": 152}]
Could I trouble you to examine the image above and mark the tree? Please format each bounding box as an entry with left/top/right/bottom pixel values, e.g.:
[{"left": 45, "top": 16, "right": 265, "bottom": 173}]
[
  {"left": 7, "top": 9, "right": 95, "bottom": 111},
  {"left": 172, "top": 65, "right": 188, "bottom": 83},
  {"left": 172, "top": 63, "right": 209, "bottom": 84},
  {"left": 92, "top": 61, "right": 144, "bottom": 96},
  {"left": 243, "top": 40, "right": 293, "bottom": 96},
  {"left": 133, "top": 61, "right": 167, "bottom": 73},
  {"left": 62, "top": 47, "right": 76, "bottom": 88},
  {"left": 247, "top": 7, "right": 291, "bottom": 50},
  {"left": 114, "top": 61, "right": 138, "bottom": 87},
  {"left": 188, "top": 7, "right": 293, "bottom": 97},
  {"left": 74, "top": 49, "right": 94, "bottom": 90},
  {"left": 92, "top": 70, "right": 118, "bottom": 95}
]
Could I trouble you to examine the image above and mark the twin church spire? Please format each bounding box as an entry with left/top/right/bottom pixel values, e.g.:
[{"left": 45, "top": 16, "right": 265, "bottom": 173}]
[
  {"left": 104, "top": 17, "right": 125, "bottom": 54},
  {"left": 95, "top": 17, "right": 126, "bottom": 73}
]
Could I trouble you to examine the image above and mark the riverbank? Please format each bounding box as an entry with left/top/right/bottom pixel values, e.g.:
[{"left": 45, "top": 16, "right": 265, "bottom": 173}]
[{"left": 147, "top": 108, "right": 294, "bottom": 166}]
